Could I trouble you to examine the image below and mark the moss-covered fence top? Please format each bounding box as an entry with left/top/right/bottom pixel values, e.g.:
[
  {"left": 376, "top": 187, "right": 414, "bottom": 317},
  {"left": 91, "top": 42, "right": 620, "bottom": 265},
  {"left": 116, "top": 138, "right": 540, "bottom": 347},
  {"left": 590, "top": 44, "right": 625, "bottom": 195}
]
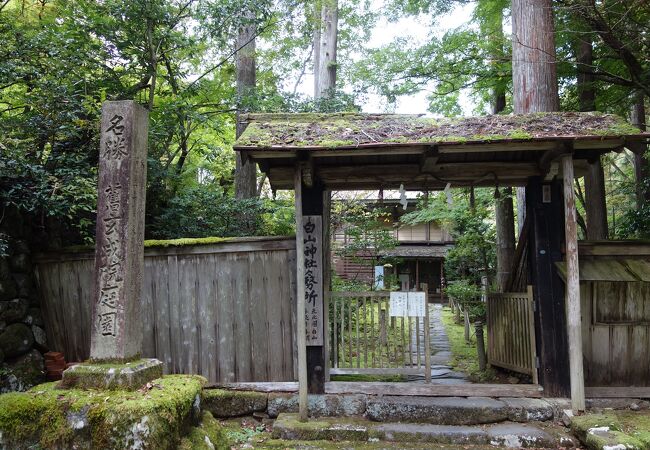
[
  {"left": 34, "top": 235, "right": 295, "bottom": 263},
  {"left": 234, "top": 112, "right": 647, "bottom": 150}
]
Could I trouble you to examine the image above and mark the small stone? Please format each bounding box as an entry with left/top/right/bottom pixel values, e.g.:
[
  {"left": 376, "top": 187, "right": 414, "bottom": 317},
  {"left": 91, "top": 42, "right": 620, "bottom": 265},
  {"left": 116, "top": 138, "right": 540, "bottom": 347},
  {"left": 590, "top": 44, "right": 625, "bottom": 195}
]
[
  {"left": 0, "top": 298, "right": 29, "bottom": 324},
  {"left": 32, "top": 325, "right": 47, "bottom": 346},
  {"left": 561, "top": 409, "right": 574, "bottom": 427},
  {"left": 0, "top": 349, "right": 45, "bottom": 393},
  {"left": 507, "top": 376, "right": 520, "bottom": 384},
  {"left": 0, "top": 322, "right": 34, "bottom": 358},
  {"left": 23, "top": 307, "right": 44, "bottom": 326},
  {"left": 630, "top": 403, "right": 640, "bottom": 411},
  {"left": 253, "top": 411, "right": 269, "bottom": 421}
]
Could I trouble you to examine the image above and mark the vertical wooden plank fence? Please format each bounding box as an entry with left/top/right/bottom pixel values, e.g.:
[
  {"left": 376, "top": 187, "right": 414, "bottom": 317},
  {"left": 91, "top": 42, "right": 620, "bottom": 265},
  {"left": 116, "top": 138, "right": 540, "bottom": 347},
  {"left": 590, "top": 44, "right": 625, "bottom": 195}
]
[
  {"left": 487, "top": 286, "right": 538, "bottom": 383},
  {"left": 34, "top": 237, "right": 297, "bottom": 384}
]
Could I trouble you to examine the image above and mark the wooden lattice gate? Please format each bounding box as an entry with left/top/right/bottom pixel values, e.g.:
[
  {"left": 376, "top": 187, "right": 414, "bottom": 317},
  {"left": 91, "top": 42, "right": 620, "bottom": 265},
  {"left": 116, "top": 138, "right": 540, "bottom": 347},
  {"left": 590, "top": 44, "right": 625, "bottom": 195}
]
[
  {"left": 328, "top": 291, "right": 432, "bottom": 376},
  {"left": 487, "top": 286, "right": 539, "bottom": 383}
]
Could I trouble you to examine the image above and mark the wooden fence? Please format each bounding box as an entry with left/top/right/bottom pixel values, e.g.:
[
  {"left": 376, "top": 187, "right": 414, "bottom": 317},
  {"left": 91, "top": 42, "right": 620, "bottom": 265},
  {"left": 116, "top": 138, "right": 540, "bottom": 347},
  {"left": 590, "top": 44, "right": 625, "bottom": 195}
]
[
  {"left": 329, "top": 291, "right": 430, "bottom": 373},
  {"left": 34, "top": 237, "right": 297, "bottom": 383},
  {"left": 581, "top": 281, "right": 650, "bottom": 386},
  {"left": 486, "top": 286, "right": 538, "bottom": 383}
]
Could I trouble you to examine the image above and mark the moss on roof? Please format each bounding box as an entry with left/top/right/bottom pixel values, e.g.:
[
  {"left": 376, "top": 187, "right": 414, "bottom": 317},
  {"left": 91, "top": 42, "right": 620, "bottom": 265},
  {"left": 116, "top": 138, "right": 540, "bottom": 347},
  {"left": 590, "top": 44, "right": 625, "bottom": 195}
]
[{"left": 234, "top": 111, "right": 646, "bottom": 149}]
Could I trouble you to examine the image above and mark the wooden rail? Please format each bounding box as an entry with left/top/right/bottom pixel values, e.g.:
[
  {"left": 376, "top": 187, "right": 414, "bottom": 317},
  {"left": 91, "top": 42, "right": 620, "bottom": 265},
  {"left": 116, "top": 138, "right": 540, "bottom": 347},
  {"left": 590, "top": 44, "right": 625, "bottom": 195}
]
[{"left": 487, "top": 286, "right": 538, "bottom": 383}]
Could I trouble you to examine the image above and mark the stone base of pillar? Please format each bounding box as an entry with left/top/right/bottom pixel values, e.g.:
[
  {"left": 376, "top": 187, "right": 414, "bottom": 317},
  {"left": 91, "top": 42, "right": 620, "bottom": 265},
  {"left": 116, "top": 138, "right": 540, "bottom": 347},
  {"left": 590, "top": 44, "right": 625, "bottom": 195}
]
[{"left": 60, "top": 358, "right": 163, "bottom": 390}]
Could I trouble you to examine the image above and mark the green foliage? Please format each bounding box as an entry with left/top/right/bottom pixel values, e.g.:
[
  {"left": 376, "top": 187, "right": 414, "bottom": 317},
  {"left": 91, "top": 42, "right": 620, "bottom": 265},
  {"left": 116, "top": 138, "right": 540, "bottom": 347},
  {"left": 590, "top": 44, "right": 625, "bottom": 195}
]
[
  {"left": 332, "top": 200, "right": 399, "bottom": 288},
  {"left": 444, "top": 279, "right": 480, "bottom": 305},
  {"left": 402, "top": 188, "right": 496, "bottom": 284},
  {"left": 149, "top": 185, "right": 293, "bottom": 239}
]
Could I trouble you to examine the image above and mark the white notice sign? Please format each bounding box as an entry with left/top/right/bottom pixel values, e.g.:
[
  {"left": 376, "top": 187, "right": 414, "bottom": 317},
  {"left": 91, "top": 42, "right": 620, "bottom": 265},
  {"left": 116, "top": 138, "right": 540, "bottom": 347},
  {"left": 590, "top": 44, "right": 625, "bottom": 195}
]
[
  {"left": 407, "top": 292, "right": 426, "bottom": 317},
  {"left": 389, "top": 292, "right": 408, "bottom": 317}
]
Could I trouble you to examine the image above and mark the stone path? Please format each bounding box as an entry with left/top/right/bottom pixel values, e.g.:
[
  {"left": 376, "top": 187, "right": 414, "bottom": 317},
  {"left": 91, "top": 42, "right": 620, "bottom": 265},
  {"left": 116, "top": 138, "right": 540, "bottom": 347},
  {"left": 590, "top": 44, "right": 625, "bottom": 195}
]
[{"left": 407, "top": 304, "right": 468, "bottom": 384}]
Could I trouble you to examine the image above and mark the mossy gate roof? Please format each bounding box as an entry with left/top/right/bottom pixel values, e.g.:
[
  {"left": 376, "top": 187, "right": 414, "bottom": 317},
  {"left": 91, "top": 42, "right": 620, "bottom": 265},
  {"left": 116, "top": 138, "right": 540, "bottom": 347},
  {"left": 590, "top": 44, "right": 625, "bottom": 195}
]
[{"left": 233, "top": 112, "right": 649, "bottom": 191}]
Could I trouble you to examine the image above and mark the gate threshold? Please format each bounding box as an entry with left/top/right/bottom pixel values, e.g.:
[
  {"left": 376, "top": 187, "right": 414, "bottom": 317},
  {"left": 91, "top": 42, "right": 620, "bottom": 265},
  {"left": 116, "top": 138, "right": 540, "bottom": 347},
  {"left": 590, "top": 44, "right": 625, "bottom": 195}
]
[{"left": 212, "top": 381, "right": 544, "bottom": 398}]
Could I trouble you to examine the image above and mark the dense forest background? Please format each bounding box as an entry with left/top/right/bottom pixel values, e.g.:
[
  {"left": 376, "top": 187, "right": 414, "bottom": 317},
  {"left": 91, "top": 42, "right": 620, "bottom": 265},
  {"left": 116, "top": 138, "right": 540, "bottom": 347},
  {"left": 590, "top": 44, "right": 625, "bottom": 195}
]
[{"left": 0, "top": 0, "right": 648, "bottom": 268}]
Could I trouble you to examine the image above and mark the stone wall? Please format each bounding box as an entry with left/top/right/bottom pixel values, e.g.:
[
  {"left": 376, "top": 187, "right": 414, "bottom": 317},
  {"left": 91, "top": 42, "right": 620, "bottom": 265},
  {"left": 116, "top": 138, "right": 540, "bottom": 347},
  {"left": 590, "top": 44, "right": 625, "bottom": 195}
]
[{"left": 0, "top": 227, "right": 47, "bottom": 392}]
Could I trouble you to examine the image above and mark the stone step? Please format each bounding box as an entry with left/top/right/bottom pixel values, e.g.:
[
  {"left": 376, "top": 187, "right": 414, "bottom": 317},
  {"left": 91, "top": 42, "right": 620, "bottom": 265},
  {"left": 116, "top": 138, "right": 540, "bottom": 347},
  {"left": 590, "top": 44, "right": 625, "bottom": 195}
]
[
  {"left": 365, "top": 396, "right": 554, "bottom": 425},
  {"left": 272, "top": 414, "right": 579, "bottom": 448}
]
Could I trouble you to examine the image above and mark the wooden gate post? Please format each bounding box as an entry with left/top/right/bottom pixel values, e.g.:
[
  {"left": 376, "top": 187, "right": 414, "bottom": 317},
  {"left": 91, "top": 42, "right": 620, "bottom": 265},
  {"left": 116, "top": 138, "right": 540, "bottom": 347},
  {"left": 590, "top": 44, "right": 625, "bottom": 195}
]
[
  {"left": 526, "top": 176, "right": 570, "bottom": 397},
  {"left": 475, "top": 321, "right": 487, "bottom": 371},
  {"left": 300, "top": 172, "right": 327, "bottom": 395},
  {"left": 294, "top": 167, "right": 308, "bottom": 421},
  {"left": 561, "top": 155, "right": 586, "bottom": 412}
]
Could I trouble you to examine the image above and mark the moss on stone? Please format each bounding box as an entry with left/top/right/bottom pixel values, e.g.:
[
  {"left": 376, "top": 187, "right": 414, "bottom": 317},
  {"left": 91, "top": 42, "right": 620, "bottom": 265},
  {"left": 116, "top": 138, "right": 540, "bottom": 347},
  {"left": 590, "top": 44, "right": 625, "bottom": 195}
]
[
  {"left": 60, "top": 358, "right": 163, "bottom": 391},
  {"left": 178, "top": 411, "right": 231, "bottom": 450},
  {"left": 0, "top": 374, "right": 205, "bottom": 449},
  {"left": 272, "top": 413, "right": 370, "bottom": 441},
  {"left": 202, "top": 388, "right": 267, "bottom": 418},
  {"left": 571, "top": 411, "right": 650, "bottom": 450}
]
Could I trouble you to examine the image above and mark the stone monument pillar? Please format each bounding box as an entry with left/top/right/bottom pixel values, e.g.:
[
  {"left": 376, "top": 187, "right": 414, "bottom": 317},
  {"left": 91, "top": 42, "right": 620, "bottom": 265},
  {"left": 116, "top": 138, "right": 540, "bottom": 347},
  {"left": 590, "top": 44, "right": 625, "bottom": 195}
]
[
  {"left": 62, "top": 100, "right": 162, "bottom": 390},
  {"left": 90, "top": 100, "right": 147, "bottom": 361}
]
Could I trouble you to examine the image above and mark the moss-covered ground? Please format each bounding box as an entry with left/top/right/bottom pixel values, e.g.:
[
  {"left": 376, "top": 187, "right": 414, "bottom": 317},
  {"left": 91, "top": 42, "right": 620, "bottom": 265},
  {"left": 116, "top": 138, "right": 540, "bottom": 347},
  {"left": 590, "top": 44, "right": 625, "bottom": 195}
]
[
  {"left": 440, "top": 307, "right": 496, "bottom": 382},
  {"left": 571, "top": 411, "right": 650, "bottom": 450},
  {"left": 0, "top": 374, "right": 204, "bottom": 449}
]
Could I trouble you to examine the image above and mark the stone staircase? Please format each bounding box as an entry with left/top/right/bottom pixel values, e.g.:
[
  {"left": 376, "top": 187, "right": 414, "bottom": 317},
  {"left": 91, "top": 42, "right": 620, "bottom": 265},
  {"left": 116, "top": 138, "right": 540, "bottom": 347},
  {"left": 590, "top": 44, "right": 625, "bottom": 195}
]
[{"left": 267, "top": 396, "right": 579, "bottom": 448}]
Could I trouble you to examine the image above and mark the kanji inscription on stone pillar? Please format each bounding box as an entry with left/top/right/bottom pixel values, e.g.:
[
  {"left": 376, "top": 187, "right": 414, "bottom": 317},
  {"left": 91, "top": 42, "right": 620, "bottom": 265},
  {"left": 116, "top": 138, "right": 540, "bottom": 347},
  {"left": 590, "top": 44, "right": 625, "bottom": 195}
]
[{"left": 90, "top": 100, "right": 148, "bottom": 361}]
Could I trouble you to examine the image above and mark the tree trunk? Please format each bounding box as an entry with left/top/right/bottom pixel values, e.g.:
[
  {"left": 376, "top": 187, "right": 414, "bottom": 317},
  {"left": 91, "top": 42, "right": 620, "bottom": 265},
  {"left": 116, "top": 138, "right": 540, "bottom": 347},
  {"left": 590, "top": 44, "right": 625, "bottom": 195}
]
[
  {"left": 511, "top": 0, "right": 559, "bottom": 113},
  {"left": 577, "top": 37, "right": 608, "bottom": 239},
  {"left": 315, "top": 0, "right": 338, "bottom": 99},
  {"left": 512, "top": 0, "right": 559, "bottom": 237},
  {"left": 489, "top": 6, "right": 515, "bottom": 292},
  {"left": 496, "top": 188, "right": 516, "bottom": 291},
  {"left": 576, "top": 37, "right": 595, "bottom": 112},
  {"left": 631, "top": 94, "right": 649, "bottom": 208},
  {"left": 234, "top": 18, "right": 257, "bottom": 199},
  {"left": 516, "top": 187, "right": 526, "bottom": 236},
  {"left": 312, "top": 0, "right": 321, "bottom": 98}
]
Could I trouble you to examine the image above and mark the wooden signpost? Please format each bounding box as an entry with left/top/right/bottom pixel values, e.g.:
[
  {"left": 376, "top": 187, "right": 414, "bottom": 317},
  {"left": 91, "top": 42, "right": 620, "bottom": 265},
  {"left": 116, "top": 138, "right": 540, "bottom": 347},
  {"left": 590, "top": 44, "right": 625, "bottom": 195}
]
[{"left": 303, "top": 216, "right": 324, "bottom": 346}]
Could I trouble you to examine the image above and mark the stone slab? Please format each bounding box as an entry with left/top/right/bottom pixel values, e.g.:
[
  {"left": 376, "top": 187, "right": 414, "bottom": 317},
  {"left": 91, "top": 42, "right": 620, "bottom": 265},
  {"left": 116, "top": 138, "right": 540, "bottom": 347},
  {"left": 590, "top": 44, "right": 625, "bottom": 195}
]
[
  {"left": 267, "top": 393, "right": 367, "bottom": 418},
  {"left": 487, "top": 423, "right": 558, "bottom": 448},
  {"left": 60, "top": 358, "right": 162, "bottom": 390},
  {"left": 272, "top": 413, "right": 369, "bottom": 441},
  {"left": 365, "top": 396, "right": 509, "bottom": 425},
  {"left": 203, "top": 388, "right": 267, "bottom": 418},
  {"left": 372, "top": 423, "right": 489, "bottom": 445},
  {"left": 270, "top": 414, "right": 575, "bottom": 448},
  {"left": 499, "top": 397, "right": 555, "bottom": 422}
]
